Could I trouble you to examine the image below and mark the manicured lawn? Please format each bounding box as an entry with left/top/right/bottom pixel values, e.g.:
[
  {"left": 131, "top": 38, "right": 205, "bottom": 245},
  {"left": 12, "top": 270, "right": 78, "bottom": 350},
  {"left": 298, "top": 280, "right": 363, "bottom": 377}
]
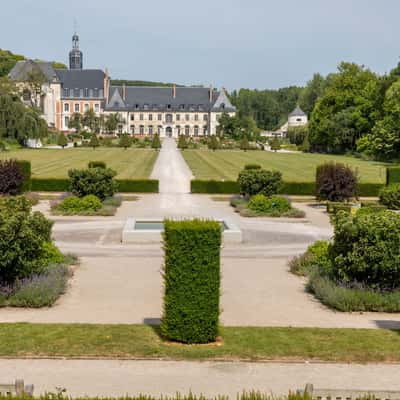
[
  {"left": 0, "top": 324, "right": 399, "bottom": 362},
  {"left": 182, "top": 150, "right": 387, "bottom": 183},
  {"left": 0, "top": 148, "right": 158, "bottom": 178}
]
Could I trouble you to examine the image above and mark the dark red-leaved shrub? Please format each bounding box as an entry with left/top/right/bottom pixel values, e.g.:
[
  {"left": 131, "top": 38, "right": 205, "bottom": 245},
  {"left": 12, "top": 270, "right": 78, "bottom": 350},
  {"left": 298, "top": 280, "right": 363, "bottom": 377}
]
[
  {"left": 316, "top": 162, "right": 358, "bottom": 202},
  {"left": 0, "top": 159, "right": 24, "bottom": 195}
]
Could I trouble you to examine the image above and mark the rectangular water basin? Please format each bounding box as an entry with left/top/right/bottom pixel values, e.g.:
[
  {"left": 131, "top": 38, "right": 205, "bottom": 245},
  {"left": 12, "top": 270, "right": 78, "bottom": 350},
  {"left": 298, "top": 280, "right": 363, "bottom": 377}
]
[{"left": 122, "top": 218, "right": 242, "bottom": 244}]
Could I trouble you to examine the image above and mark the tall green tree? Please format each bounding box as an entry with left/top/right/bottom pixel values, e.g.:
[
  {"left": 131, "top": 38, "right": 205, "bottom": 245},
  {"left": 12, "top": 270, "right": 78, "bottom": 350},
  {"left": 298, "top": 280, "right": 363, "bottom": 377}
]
[
  {"left": 57, "top": 133, "right": 68, "bottom": 149},
  {"left": 105, "top": 113, "right": 119, "bottom": 134},
  {"left": 299, "top": 73, "right": 327, "bottom": 116},
  {"left": 68, "top": 113, "right": 82, "bottom": 132},
  {"left": 82, "top": 109, "right": 97, "bottom": 132}
]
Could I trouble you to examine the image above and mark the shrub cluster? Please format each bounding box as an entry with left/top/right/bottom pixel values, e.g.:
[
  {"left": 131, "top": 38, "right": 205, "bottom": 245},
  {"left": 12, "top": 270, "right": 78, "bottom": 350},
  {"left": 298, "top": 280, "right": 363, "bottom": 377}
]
[
  {"left": 0, "top": 196, "right": 54, "bottom": 284},
  {"left": 316, "top": 162, "right": 358, "bottom": 201},
  {"left": 238, "top": 168, "right": 282, "bottom": 198},
  {"left": 0, "top": 159, "right": 24, "bottom": 195},
  {"left": 248, "top": 194, "right": 291, "bottom": 214},
  {"left": 56, "top": 195, "right": 103, "bottom": 214},
  {"left": 379, "top": 183, "right": 400, "bottom": 209},
  {"left": 161, "top": 219, "right": 221, "bottom": 344},
  {"left": 69, "top": 167, "right": 118, "bottom": 200}
]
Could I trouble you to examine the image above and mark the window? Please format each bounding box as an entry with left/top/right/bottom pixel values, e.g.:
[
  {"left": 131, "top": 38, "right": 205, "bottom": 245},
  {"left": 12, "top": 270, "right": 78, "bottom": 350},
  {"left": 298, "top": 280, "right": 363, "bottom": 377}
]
[
  {"left": 99, "top": 89, "right": 104, "bottom": 98},
  {"left": 158, "top": 114, "right": 162, "bottom": 121},
  {"left": 140, "top": 125, "right": 144, "bottom": 135},
  {"left": 185, "top": 114, "right": 190, "bottom": 121},
  {"left": 149, "top": 114, "right": 153, "bottom": 121},
  {"left": 84, "top": 88, "right": 89, "bottom": 97},
  {"left": 194, "top": 114, "right": 199, "bottom": 121},
  {"left": 63, "top": 88, "right": 69, "bottom": 97},
  {"left": 130, "top": 114, "right": 135, "bottom": 121},
  {"left": 64, "top": 116, "right": 70, "bottom": 128},
  {"left": 176, "top": 114, "right": 180, "bottom": 121},
  {"left": 194, "top": 126, "right": 199, "bottom": 136},
  {"left": 74, "top": 103, "right": 80, "bottom": 113},
  {"left": 89, "top": 89, "right": 93, "bottom": 97},
  {"left": 158, "top": 125, "right": 162, "bottom": 134},
  {"left": 167, "top": 104, "right": 171, "bottom": 109},
  {"left": 64, "top": 103, "right": 70, "bottom": 113},
  {"left": 166, "top": 114, "right": 173, "bottom": 123},
  {"left": 176, "top": 125, "right": 181, "bottom": 135},
  {"left": 74, "top": 88, "right": 80, "bottom": 97},
  {"left": 203, "top": 126, "right": 208, "bottom": 135},
  {"left": 296, "top": 118, "right": 302, "bottom": 122},
  {"left": 203, "top": 114, "right": 208, "bottom": 121},
  {"left": 84, "top": 104, "right": 89, "bottom": 112},
  {"left": 135, "top": 104, "right": 139, "bottom": 109},
  {"left": 180, "top": 104, "right": 185, "bottom": 110},
  {"left": 185, "top": 125, "right": 190, "bottom": 135},
  {"left": 140, "top": 113, "right": 144, "bottom": 121},
  {"left": 148, "top": 125, "right": 153, "bottom": 135},
  {"left": 130, "top": 125, "right": 135, "bottom": 134},
  {"left": 93, "top": 89, "right": 99, "bottom": 97},
  {"left": 95, "top": 104, "right": 100, "bottom": 113}
]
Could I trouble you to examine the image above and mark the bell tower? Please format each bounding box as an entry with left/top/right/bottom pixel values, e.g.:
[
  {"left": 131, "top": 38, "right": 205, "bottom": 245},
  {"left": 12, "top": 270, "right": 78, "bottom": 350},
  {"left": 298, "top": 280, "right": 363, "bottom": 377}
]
[{"left": 69, "top": 31, "right": 83, "bottom": 70}]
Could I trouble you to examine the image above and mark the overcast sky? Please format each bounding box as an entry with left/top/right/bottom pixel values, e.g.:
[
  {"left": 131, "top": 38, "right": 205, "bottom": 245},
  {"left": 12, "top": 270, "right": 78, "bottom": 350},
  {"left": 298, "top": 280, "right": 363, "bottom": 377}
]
[{"left": 1, "top": 0, "right": 399, "bottom": 90}]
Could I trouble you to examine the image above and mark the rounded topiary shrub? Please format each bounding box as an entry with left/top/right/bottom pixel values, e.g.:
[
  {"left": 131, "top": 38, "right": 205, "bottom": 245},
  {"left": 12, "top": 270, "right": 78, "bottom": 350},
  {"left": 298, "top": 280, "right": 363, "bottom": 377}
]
[
  {"left": 328, "top": 210, "right": 400, "bottom": 290},
  {"left": 238, "top": 169, "right": 282, "bottom": 198},
  {"left": 248, "top": 194, "right": 291, "bottom": 214},
  {"left": 316, "top": 162, "right": 358, "bottom": 202},
  {"left": 80, "top": 194, "right": 102, "bottom": 211},
  {"left": 379, "top": 184, "right": 400, "bottom": 210}
]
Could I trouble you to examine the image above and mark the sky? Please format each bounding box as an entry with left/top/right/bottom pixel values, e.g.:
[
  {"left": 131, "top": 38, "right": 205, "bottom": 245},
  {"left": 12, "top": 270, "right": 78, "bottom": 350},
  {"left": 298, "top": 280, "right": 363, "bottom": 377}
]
[{"left": 1, "top": 0, "right": 399, "bottom": 90}]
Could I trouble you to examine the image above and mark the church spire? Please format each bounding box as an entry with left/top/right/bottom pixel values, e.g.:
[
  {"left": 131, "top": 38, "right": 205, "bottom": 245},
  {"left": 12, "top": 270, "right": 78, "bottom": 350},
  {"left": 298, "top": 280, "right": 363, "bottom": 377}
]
[{"left": 69, "top": 30, "right": 83, "bottom": 70}]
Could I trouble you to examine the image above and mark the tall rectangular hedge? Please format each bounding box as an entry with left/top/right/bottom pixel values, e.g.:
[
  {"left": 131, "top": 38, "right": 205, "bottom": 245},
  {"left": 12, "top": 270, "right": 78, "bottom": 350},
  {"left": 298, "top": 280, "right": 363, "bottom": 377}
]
[
  {"left": 386, "top": 167, "right": 400, "bottom": 185},
  {"left": 16, "top": 160, "right": 31, "bottom": 192},
  {"left": 161, "top": 219, "right": 221, "bottom": 344}
]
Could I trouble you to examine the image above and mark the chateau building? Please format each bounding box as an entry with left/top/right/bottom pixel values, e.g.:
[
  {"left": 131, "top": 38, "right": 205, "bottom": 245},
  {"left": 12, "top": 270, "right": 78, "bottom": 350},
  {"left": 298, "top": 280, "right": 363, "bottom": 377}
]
[{"left": 9, "top": 33, "right": 235, "bottom": 137}]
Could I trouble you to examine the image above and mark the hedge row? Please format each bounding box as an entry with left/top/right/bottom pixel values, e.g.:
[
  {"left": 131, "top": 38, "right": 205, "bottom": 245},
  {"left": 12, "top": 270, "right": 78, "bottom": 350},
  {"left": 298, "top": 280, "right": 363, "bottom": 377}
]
[
  {"left": 190, "top": 180, "right": 384, "bottom": 196},
  {"left": 16, "top": 160, "right": 32, "bottom": 192},
  {"left": 161, "top": 219, "right": 221, "bottom": 344},
  {"left": 31, "top": 178, "right": 159, "bottom": 193},
  {"left": 386, "top": 167, "right": 400, "bottom": 185}
]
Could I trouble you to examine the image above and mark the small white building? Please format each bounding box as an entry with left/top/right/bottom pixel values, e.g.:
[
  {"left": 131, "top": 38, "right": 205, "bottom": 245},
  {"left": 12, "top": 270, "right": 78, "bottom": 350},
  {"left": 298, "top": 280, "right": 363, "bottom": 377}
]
[{"left": 288, "top": 106, "right": 308, "bottom": 128}]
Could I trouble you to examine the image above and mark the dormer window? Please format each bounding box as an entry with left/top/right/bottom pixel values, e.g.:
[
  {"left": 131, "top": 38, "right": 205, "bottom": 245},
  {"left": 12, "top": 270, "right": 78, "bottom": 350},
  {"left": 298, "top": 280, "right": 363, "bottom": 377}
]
[
  {"left": 167, "top": 104, "right": 171, "bottom": 109},
  {"left": 74, "top": 88, "right": 80, "bottom": 97},
  {"left": 180, "top": 104, "right": 185, "bottom": 110},
  {"left": 84, "top": 88, "right": 89, "bottom": 97},
  {"left": 63, "top": 88, "right": 69, "bottom": 97},
  {"left": 114, "top": 101, "right": 120, "bottom": 107},
  {"left": 221, "top": 103, "right": 225, "bottom": 109},
  {"left": 135, "top": 104, "right": 139, "bottom": 109},
  {"left": 93, "top": 88, "right": 99, "bottom": 97}
]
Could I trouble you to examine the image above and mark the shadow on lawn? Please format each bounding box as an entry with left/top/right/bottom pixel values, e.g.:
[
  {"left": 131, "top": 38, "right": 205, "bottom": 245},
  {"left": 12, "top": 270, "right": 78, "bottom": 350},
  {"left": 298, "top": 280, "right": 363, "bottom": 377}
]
[
  {"left": 143, "top": 318, "right": 162, "bottom": 338},
  {"left": 374, "top": 320, "right": 400, "bottom": 331}
]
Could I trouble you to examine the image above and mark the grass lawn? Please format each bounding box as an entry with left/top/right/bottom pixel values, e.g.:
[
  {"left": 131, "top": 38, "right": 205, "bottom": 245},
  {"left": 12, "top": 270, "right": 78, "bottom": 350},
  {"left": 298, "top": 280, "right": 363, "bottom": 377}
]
[
  {"left": 182, "top": 150, "right": 387, "bottom": 183},
  {"left": 0, "top": 148, "right": 158, "bottom": 179},
  {"left": 1, "top": 324, "right": 400, "bottom": 362}
]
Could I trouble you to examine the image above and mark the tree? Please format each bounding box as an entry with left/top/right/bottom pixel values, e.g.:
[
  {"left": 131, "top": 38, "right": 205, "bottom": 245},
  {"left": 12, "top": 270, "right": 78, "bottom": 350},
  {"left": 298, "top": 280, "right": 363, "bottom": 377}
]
[
  {"left": 105, "top": 113, "right": 119, "bottom": 134},
  {"left": 89, "top": 134, "right": 100, "bottom": 149},
  {"left": 151, "top": 134, "right": 161, "bottom": 150},
  {"left": 270, "top": 136, "right": 281, "bottom": 152},
  {"left": 287, "top": 126, "right": 308, "bottom": 146},
  {"left": 0, "top": 77, "right": 17, "bottom": 96},
  {"left": 57, "top": 133, "right": 68, "bottom": 149},
  {"left": 300, "top": 135, "right": 310, "bottom": 152},
  {"left": 118, "top": 134, "right": 132, "bottom": 149},
  {"left": 68, "top": 113, "right": 82, "bottom": 132},
  {"left": 240, "top": 137, "right": 249, "bottom": 151},
  {"left": 82, "top": 109, "right": 97, "bottom": 132},
  {"left": 0, "top": 49, "right": 25, "bottom": 77},
  {"left": 26, "top": 69, "right": 47, "bottom": 109},
  {"left": 208, "top": 135, "right": 219, "bottom": 151},
  {"left": 177, "top": 135, "right": 188, "bottom": 150},
  {"left": 298, "top": 73, "right": 326, "bottom": 116}
]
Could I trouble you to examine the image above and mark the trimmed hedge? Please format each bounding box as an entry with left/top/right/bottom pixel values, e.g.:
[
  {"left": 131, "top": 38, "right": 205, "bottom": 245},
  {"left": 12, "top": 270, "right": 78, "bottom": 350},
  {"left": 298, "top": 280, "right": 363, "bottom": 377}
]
[
  {"left": 161, "top": 219, "right": 221, "bottom": 344},
  {"left": 116, "top": 179, "right": 159, "bottom": 193},
  {"left": 88, "top": 161, "right": 106, "bottom": 169},
  {"left": 191, "top": 180, "right": 384, "bottom": 196},
  {"left": 386, "top": 167, "right": 400, "bottom": 185},
  {"left": 16, "top": 160, "right": 31, "bottom": 192},
  {"left": 31, "top": 178, "right": 158, "bottom": 193}
]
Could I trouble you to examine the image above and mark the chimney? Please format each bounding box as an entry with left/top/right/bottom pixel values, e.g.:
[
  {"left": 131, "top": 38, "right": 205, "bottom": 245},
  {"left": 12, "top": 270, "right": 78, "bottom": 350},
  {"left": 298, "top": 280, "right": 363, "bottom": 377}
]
[
  {"left": 104, "top": 68, "right": 109, "bottom": 104},
  {"left": 172, "top": 84, "right": 176, "bottom": 98},
  {"left": 209, "top": 84, "right": 213, "bottom": 102},
  {"left": 122, "top": 83, "right": 126, "bottom": 101}
]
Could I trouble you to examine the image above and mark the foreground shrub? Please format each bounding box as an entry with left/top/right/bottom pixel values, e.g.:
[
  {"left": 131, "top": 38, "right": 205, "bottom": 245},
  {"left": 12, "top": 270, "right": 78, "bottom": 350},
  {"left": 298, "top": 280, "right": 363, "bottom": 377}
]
[
  {"left": 289, "top": 241, "right": 330, "bottom": 276},
  {"left": 248, "top": 194, "right": 291, "bottom": 214},
  {"left": 161, "top": 219, "right": 221, "bottom": 344},
  {"left": 238, "top": 169, "right": 283, "bottom": 197},
  {"left": 55, "top": 195, "right": 104, "bottom": 215},
  {"left": 329, "top": 210, "right": 400, "bottom": 290},
  {"left": 68, "top": 167, "right": 118, "bottom": 200},
  {"left": 316, "top": 162, "right": 357, "bottom": 201},
  {"left": 0, "top": 159, "right": 24, "bottom": 195},
  {"left": 0, "top": 196, "right": 53, "bottom": 284},
  {"left": 379, "top": 183, "right": 400, "bottom": 209}
]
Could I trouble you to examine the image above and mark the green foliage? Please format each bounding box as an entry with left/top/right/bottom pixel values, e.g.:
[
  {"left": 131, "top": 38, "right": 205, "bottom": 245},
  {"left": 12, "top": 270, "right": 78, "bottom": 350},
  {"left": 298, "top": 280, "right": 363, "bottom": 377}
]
[
  {"left": 270, "top": 137, "right": 281, "bottom": 151},
  {"left": 238, "top": 168, "right": 283, "bottom": 197},
  {"left": 280, "top": 182, "right": 315, "bottom": 195},
  {"left": 248, "top": 194, "right": 291, "bottom": 214},
  {"left": 289, "top": 241, "right": 330, "bottom": 276},
  {"left": 191, "top": 180, "right": 239, "bottom": 194},
  {"left": 240, "top": 137, "right": 250, "bottom": 151},
  {"left": 151, "top": 134, "right": 161, "bottom": 149},
  {"left": 31, "top": 178, "right": 70, "bottom": 192},
  {"left": 298, "top": 73, "right": 327, "bottom": 115},
  {"left": 379, "top": 184, "right": 400, "bottom": 209},
  {"left": 216, "top": 113, "right": 260, "bottom": 140},
  {"left": 329, "top": 210, "right": 400, "bottom": 290},
  {"left": 161, "top": 219, "right": 221, "bottom": 344},
  {"left": 208, "top": 135, "right": 219, "bottom": 150},
  {"left": 0, "top": 49, "right": 25, "bottom": 77},
  {"left": 67, "top": 113, "right": 82, "bottom": 132},
  {"left": 89, "top": 134, "right": 100, "bottom": 149},
  {"left": 0, "top": 196, "right": 53, "bottom": 284},
  {"left": 68, "top": 167, "right": 118, "bottom": 200},
  {"left": 386, "top": 166, "right": 400, "bottom": 184},
  {"left": 316, "top": 162, "right": 358, "bottom": 201},
  {"left": 88, "top": 161, "right": 106, "bottom": 169},
  {"left": 287, "top": 126, "right": 308, "bottom": 146},
  {"left": 57, "top": 195, "right": 102, "bottom": 214},
  {"left": 116, "top": 179, "right": 159, "bottom": 193},
  {"left": 118, "top": 134, "right": 132, "bottom": 149},
  {"left": 57, "top": 133, "right": 68, "bottom": 148},
  {"left": 177, "top": 135, "right": 188, "bottom": 150},
  {"left": 38, "top": 242, "right": 66, "bottom": 266},
  {"left": 16, "top": 160, "right": 31, "bottom": 191},
  {"left": 244, "top": 164, "right": 261, "bottom": 170},
  {"left": 300, "top": 135, "right": 310, "bottom": 152},
  {"left": 0, "top": 159, "right": 24, "bottom": 195}
]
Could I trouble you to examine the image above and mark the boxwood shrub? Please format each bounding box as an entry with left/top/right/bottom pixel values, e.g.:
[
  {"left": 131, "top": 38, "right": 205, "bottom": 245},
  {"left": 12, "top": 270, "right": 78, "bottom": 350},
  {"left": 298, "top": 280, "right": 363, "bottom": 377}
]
[
  {"left": 161, "top": 219, "right": 221, "bottom": 344},
  {"left": 386, "top": 166, "right": 400, "bottom": 185},
  {"left": 31, "top": 178, "right": 70, "bottom": 192},
  {"left": 191, "top": 180, "right": 239, "bottom": 194},
  {"left": 16, "top": 160, "right": 31, "bottom": 192},
  {"left": 116, "top": 179, "right": 159, "bottom": 193},
  {"left": 379, "top": 183, "right": 400, "bottom": 209},
  {"left": 238, "top": 169, "right": 282, "bottom": 197}
]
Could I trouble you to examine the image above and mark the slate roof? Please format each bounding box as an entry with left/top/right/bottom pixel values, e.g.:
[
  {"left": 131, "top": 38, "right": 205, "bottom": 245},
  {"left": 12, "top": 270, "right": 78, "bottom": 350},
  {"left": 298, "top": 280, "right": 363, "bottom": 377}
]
[
  {"left": 289, "top": 106, "right": 307, "bottom": 117},
  {"left": 105, "top": 86, "right": 236, "bottom": 112},
  {"left": 55, "top": 69, "right": 105, "bottom": 92},
  {"left": 9, "top": 60, "right": 58, "bottom": 82}
]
